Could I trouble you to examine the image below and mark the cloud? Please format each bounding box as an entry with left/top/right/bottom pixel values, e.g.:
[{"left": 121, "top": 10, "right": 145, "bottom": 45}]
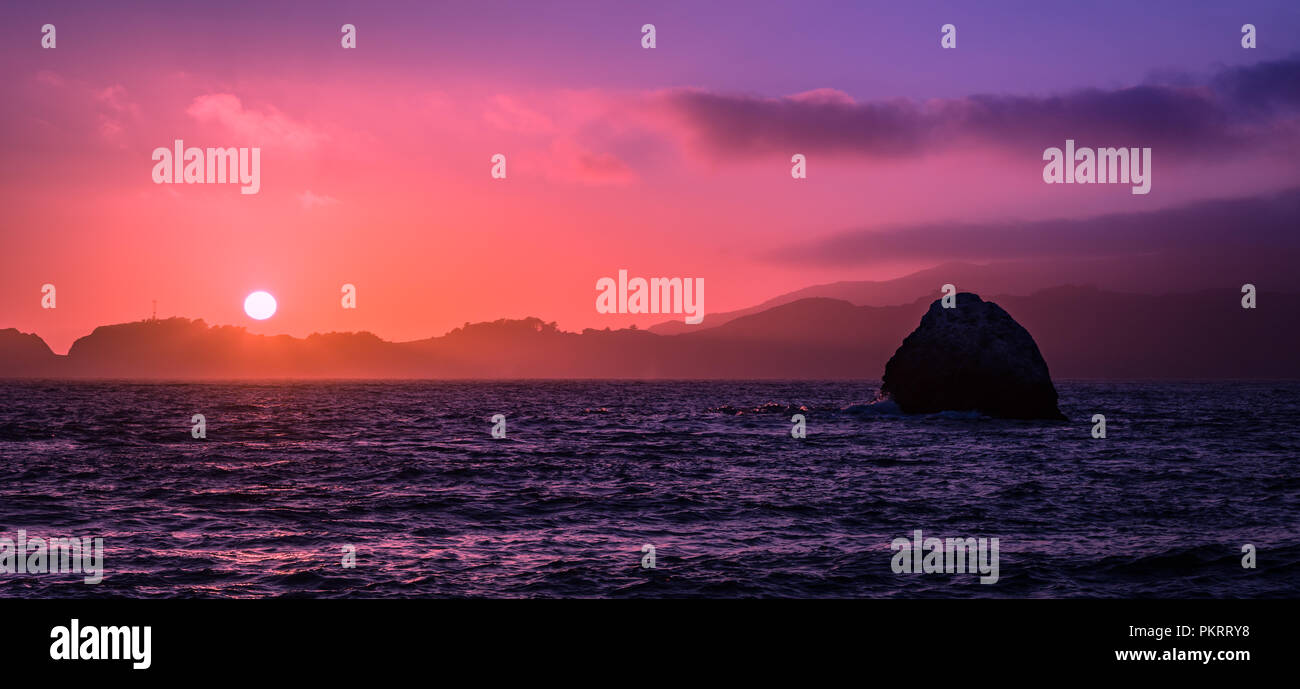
[
  {"left": 540, "top": 139, "right": 637, "bottom": 185},
  {"left": 482, "top": 91, "right": 642, "bottom": 185},
  {"left": 95, "top": 85, "right": 135, "bottom": 113},
  {"left": 186, "top": 94, "right": 327, "bottom": 151},
  {"left": 94, "top": 85, "right": 140, "bottom": 147},
  {"left": 484, "top": 94, "right": 555, "bottom": 135},
  {"left": 298, "top": 190, "right": 339, "bottom": 210},
  {"left": 22, "top": 73, "right": 140, "bottom": 147},
  {"left": 34, "top": 70, "right": 65, "bottom": 88},
  {"left": 648, "top": 55, "right": 1300, "bottom": 163},
  {"left": 767, "top": 188, "right": 1300, "bottom": 267}
]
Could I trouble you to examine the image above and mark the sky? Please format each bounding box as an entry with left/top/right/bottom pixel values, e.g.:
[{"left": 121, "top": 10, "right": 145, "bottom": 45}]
[{"left": 2, "top": 0, "right": 1299, "bottom": 353}]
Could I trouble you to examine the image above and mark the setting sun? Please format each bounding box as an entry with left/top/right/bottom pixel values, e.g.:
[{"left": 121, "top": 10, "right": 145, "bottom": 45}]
[{"left": 244, "top": 291, "right": 277, "bottom": 320}]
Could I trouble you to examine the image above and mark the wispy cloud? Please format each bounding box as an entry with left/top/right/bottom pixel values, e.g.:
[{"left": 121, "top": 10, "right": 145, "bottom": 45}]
[
  {"left": 186, "top": 94, "right": 327, "bottom": 151},
  {"left": 94, "top": 85, "right": 139, "bottom": 147},
  {"left": 484, "top": 94, "right": 555, "bottom": 135},
  {"left": 298, "top": 190, "right": 339, "bottom": 210},
  {"left": 483, "top": 90, "right": 641, "bottom": 185}
]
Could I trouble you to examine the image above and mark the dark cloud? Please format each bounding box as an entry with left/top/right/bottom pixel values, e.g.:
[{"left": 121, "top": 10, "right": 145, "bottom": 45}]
[
  {"left": 1211, "top": 57, "right": 1300, "bottom": 111},
  {"left": 768, "top": 187, "right": 1300, "bottom": 267},
  {"left": 658, "top": 55, "right": 1300, "bottom": 160}
]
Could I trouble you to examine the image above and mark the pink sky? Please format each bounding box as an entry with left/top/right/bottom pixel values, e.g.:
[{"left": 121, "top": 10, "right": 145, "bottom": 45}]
[{"left": 3, "top": 2, "right": 1299, "bottom": 353}]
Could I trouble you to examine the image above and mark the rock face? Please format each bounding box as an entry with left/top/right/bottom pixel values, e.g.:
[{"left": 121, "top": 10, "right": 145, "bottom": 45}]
[{"left": 881, "top": 293, "right": 1065, "bottom": 420}]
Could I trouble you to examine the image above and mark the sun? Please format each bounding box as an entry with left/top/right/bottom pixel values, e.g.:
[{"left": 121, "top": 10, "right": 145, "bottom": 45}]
[{"left": 244, "top": 291, "right": 277, "bottom": 320}]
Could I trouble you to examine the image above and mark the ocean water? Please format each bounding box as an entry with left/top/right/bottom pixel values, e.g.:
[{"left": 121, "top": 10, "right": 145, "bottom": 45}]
[{"left": 0, "top": 380, "right": 1295, "bottom": 598}]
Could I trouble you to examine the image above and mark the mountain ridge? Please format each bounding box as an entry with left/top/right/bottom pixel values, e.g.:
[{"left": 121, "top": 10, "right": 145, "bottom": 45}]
[
  {"left": 649, "top": 248, "right": 1300, "bottom": 334},
  {"left": 2, "top": 286, "right": 1296, "bottom": 380}
]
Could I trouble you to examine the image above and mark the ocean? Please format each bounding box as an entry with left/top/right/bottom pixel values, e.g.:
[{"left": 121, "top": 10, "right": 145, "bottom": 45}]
[{"left": 0, "top": 380, "right": 1295, "bottom": 598}]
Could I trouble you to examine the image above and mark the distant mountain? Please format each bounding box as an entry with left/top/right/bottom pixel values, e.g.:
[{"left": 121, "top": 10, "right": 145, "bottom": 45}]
[
  {"left": 1, "top": 286, "right": 1296, "bottom": 379},
  {"left": 0, "top": 328, "right": 56, "bottom": 372},
  {"left": 649, "top": 248, "right": 1300, "bottom": 334}
]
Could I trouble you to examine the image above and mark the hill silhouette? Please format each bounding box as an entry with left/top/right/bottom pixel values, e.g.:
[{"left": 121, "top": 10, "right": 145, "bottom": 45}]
[
  {"left": 648, "top": 248, "right": 1300, "bottom": 334},
  {"left": 1, "top": 286, "right": 1296, "bottom": 380}
]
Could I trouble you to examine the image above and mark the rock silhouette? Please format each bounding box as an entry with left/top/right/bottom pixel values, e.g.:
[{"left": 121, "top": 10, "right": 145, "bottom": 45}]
[{"left": 881, "top": 293, "right": 1066, "bottom": 419}]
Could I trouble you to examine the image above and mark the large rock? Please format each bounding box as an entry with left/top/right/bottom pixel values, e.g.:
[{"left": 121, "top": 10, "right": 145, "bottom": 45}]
[{"left": 881, "top": 293, "right": 1065, "bottom": 420}]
